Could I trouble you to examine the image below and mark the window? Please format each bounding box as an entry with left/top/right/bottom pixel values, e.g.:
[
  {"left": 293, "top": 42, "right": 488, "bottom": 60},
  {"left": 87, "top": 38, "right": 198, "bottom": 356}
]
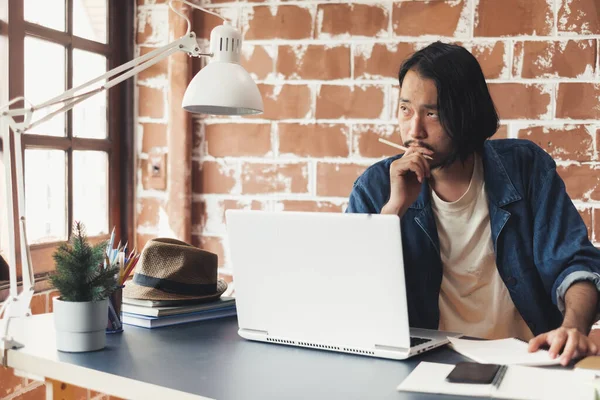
[{"left": 0, "top": 0, "right": 133, "bottom": 281}]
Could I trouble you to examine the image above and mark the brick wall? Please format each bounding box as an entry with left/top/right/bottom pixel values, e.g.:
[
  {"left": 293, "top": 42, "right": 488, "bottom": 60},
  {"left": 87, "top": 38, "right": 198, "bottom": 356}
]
[
  {"left": 135, "top": 0, "right": 599, "bottom": 292},
  {"left": 1, "top": 2, "right": 599, "bottom": 398}
]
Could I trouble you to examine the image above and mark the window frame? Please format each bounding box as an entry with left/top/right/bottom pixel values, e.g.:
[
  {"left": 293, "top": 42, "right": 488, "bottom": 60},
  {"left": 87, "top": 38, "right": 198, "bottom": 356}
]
[{"left": 0, "top": 0, "right": 134, "bottom": 283}]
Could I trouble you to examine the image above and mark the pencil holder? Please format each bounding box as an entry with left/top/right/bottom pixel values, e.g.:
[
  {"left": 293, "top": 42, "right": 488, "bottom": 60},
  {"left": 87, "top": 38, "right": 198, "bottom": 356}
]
[{"left": 106, "top": 285, "right": 124, "bottom": 333}]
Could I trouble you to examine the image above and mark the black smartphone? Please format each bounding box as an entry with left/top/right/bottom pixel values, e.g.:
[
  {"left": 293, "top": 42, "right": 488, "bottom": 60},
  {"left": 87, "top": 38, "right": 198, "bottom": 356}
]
[{"left": 445, "top": 362, "right": 501, "bottom": 384}]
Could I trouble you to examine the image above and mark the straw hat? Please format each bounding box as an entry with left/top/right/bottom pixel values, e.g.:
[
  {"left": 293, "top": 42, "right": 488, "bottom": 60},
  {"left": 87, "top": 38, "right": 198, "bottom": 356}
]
[{"left": 123, "top": 238, "right": 227, "bottom": 301}]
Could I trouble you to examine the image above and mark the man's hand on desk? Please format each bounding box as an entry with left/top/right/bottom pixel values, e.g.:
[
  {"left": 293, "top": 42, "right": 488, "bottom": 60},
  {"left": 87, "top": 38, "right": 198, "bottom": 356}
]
[
  {"left": 528, "top": 281, "right": 600, "bottom": 366},
  {"left": 528, "top": 327, "right": 599, "bottom": 366}
]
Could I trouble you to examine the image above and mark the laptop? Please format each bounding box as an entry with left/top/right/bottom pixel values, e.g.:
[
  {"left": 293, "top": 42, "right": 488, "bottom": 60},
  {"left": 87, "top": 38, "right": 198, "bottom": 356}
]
[{"left": 225, "top": 210, "right": 462, "bottom": 360}]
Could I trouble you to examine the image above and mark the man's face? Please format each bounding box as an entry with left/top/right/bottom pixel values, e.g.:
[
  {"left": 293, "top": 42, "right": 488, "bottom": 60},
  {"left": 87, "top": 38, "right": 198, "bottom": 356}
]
[{"left": 398, "top": 70, "right": 454, "bottom": 169}]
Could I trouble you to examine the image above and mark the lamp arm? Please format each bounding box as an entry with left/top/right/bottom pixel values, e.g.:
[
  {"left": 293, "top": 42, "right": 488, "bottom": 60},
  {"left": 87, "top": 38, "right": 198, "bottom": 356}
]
[
  {"left": 3, "top": 33, "right": 208, "bottom": 134},
  {"left": 0, "top": 30, "right": 211, "bottom": 367}
]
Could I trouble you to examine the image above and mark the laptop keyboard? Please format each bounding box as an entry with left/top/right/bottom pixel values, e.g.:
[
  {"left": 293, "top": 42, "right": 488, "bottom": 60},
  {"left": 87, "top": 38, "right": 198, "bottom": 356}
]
[{"left": 410, "top": 336, "right": 432, "bottom": 347}]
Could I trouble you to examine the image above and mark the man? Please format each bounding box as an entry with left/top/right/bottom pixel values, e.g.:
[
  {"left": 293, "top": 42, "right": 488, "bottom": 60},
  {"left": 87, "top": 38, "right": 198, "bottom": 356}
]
[{"left": 346, "top": 42, "right": 600, "bottom": 366}]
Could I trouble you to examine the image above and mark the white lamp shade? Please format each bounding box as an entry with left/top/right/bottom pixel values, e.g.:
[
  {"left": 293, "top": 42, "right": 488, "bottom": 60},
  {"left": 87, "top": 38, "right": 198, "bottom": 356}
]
[{"left": 182, "top": 61, "right": 264, "bottom": 116}]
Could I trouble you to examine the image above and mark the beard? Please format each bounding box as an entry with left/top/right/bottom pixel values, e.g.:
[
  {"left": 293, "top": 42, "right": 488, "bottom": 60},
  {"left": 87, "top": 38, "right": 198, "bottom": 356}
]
[{"left": 403, "top": 139, "right": 454, "bottom": 170}]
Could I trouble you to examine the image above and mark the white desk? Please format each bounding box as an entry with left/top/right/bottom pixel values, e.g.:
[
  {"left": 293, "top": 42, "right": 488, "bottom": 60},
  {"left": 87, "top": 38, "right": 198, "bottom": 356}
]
[{"left": 7, "top": 313, "right": 493, "bottom": 400}]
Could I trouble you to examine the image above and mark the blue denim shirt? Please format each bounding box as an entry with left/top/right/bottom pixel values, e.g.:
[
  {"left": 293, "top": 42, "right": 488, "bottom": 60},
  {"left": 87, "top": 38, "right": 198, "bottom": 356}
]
[{"left": 346, "top": 139, "right": 600, "bottom": 336}]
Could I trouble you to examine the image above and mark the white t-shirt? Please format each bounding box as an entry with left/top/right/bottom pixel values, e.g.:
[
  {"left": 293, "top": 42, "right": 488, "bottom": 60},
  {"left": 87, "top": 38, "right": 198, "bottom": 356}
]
[{"left": 432, "top": 154, "right": 534, "bottom": 341}]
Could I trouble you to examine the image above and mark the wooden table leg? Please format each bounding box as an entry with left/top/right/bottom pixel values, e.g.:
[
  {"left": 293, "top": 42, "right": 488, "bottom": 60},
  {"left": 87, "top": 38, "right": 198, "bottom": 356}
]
[{"left": 45, "top": 378, "right": 74, "bottom": 400}]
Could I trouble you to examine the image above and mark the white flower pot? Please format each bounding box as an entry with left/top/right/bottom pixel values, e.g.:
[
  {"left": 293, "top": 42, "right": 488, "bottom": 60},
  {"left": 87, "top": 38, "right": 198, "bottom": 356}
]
[{"left": 53, "top": 297, "right": 108, "bottom": 352}]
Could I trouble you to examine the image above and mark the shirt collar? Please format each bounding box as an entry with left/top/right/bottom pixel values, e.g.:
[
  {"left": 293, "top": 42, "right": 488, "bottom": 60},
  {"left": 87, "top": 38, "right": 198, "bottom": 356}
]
[{"left": 409, "top": 141, "right": 522, "bottom": 210}]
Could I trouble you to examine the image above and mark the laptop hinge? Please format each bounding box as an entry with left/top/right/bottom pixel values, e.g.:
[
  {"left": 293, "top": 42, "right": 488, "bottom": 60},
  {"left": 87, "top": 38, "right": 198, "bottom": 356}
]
[
  {"left": 374, "top": 344, "right": 409, "bottom": 352},
  {"left": 240, "top": 328, "right": 268, "bottom": 335}
]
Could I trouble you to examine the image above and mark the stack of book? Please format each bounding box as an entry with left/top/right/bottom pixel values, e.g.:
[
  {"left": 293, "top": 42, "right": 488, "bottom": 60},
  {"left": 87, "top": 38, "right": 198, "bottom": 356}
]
[{"left": 122, "top": 296, "right": 236, "bottom": 329}]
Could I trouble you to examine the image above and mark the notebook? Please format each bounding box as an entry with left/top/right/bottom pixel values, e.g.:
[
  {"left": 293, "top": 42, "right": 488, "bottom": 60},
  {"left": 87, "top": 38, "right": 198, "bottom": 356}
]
[
  {"left": 122, "top": 297, "right": 235, "bottom": 317},
  {"left": 122, "top": 306, "right": 237, "bottom": 328},
  {"left": 398, "top": 361, "right": 595, "bottom": 399},
  {"left": 448, "top": 337, "right": 561, "bottom": 366}
]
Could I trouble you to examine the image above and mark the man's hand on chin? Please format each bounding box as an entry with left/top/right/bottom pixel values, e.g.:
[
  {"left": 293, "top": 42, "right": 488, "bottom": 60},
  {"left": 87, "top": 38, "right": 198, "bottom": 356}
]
[{"left": 528, "top": 326, "right": 600, "bottom": 366}]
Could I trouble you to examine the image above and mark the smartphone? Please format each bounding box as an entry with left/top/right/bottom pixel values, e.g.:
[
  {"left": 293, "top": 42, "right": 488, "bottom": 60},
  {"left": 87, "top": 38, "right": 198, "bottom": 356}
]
[{"left": 445, "top": 362, "right": 501, "bottom": 384}]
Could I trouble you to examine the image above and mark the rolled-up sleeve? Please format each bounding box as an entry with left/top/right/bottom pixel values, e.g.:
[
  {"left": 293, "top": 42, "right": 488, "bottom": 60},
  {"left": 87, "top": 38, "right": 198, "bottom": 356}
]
[
  {"left": 532, "top": 166, "right": 600, "bottom": 309},
  {"left": 555, "top": 271, "right": 600, "bottom": 314}
]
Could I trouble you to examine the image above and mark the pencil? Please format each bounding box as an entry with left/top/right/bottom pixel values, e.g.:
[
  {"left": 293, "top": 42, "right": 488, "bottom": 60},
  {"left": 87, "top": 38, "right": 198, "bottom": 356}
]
[{"left": 378, "top": 138, "right": 434, "bottom": 160}]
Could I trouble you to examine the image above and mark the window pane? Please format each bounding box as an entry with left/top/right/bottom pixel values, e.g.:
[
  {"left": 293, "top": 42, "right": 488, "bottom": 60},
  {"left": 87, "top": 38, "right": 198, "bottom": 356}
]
[
  {"left": 24, "top": 37, "right": 66, "bottom": 137},
  {"left": 73, "top": 151, "right": 108, "bottom": 236},
  {"left": 24, "top": 0, "right": 66, "bottom": 32},
  {"left": 73, "top": 0, "right": 107, "bottom": 44},
  {"left": 25, "top": 149, "right": 67, "bottom": 244},
  {"left": 73, "top": 50, "right": 107, "bottom": 139}
]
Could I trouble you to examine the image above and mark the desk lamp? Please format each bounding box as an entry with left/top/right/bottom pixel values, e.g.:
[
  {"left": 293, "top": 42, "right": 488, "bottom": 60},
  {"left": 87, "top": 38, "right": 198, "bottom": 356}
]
[{"left": 0, "top": 0, "right": 263, "bottom": 365}]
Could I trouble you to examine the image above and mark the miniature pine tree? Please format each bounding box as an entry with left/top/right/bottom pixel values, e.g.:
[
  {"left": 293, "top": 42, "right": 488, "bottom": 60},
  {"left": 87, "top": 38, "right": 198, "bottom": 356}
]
[{"left": 50, "top": 222, "right": 119, "bottom": 302}]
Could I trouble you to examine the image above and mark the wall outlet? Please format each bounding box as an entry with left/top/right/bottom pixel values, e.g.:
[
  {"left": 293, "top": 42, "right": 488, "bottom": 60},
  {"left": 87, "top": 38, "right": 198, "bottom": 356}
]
[{"left": 147, "top": 151, "right": 167, "bottom": 190}]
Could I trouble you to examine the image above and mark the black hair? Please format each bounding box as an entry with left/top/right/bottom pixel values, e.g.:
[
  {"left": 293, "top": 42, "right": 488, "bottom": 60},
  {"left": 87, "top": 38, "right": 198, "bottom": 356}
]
[{"left": 398, "top": 42, "right": 499, "bottom": 166}]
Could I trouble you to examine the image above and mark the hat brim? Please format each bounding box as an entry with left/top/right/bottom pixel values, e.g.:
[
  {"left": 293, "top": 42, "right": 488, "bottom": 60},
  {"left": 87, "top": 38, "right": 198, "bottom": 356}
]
[{"left": 123, "top": 278, "right": 228, "bottom": 302}]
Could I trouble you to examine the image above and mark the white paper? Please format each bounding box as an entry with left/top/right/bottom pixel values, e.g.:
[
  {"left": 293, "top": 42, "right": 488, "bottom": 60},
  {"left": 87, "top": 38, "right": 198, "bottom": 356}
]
[
  {"left": 448, "top": 337, "right": 561, "bottom": 366},
  {"left": 397, "top": 361, "right": 595, "bottom": 400},
  {"left": 397, "top": 362, "right": 492, "bottom": 397}
]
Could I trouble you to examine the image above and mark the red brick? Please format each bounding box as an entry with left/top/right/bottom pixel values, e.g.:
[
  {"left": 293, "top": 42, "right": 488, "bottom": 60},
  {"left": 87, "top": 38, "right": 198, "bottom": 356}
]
[
  {"left": 594, "top": 209, "right": 600, "bottom": 242},
  {"left": 354, "top": 125, "right": 400, "bottom": 158},
  {"left": 193, "top": 8, "right": 225, "bottom": 40},
  {"left": 135, "top": 234, "right": 156, "bottom": 257},
  {"left": 244, "top": 6, "right": 313, "bottom": 40},
  {"left": 277, "top": 200, "right": 344, "bottom": 213},
  {"left": 0, "top": 366, "right": 24, "bottom": 397},
  {"left": 517, "top": 125, "right": 594, "bottom": 161},
  {"left": 596, "top": 128, "right": 600, "bottom": 160},
  {"left": 192, "top": 236, "right": 225, "bottom": 267},
  {"left": 393, "top": 1, "right": 466, "bottom": 37},
  {"left": 136, "top": 8, "right": 164, "bottom": 44},
  {"left": 491, "top": 125, "right": 509, "bottom": 140},
  {"left": 318, "top": 4, "right": 388, "bottom": 38},
  {"left": 29, "top": 292, "right": 46, "bottom": 315},
  {"left": 558, "top": 0, "right": 600, "bottom": 34},
  {"left": 193, "top": 160, "right": 237, "bottom": 194},
  {"left": 471, "top": 41, "right": 507, "bottom": 79},
  {"left": 278, "top": 123, "right": 349, "bottom": 158},
  {"left": 354, "top": 43, "right": 415, "bottom": 79},
  {"left": 137, "top": 47, "right": 168, "bottom": 81},
  {"left": 556, "top": 83, "right": 600, "bottom": 120},
  {"left": 138, "top": 85, "right": 164, "bottom": 119},
  {"left": 48, "top": 290, "right": 60, "bottom": 312},
  {"left": 219, "top": 199, "right": 264, "bottom": 224},
  {"left": 241, "top": 45, "right": 273, "bottom": 80},
  {"left": 316, "top": 85, "right": 385, "bottom": 119},
  {"left": 276, "top": 45, "right": 351, "bottom": 80},
  {"left": 241, "top": 163, "right": 309, "bottom": 194},
  {"left": 253, "top": 84, "right": 312, "bottom": 120},
  {"left": 558, "top": 164, "right": 600, "bottom": 201},
  {"left": 317, "top": 163, "right": 367, "bottom": 197},
  {"left": 141, "top": 123, "right": 167, "bottom": 154},
  {"left": 514, "top": 40, "right": 596, "bottom": 78},
  {"left": 205, "top": 123, "right": 271, "bottom": 157},
  {"left": 18, "top": 383, "right": 45, "bottom": 400},
  {"left": 475, "top": 0, "right": 552, "bottom": 36},
  {"left": 488, "top": 83, "right": 551, "bottom": 120},
  {"left": 578, "top": 207, "right": 593, "bottom": 239},
  {"left": 137, "top": 197, "right": 163, "bottom": 228}
]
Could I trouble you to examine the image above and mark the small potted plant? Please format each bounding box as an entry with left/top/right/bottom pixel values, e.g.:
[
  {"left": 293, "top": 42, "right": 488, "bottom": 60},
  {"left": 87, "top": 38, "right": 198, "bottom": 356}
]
[{"left": 50, "top": 222, "right": 118, "bottom": 352}]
